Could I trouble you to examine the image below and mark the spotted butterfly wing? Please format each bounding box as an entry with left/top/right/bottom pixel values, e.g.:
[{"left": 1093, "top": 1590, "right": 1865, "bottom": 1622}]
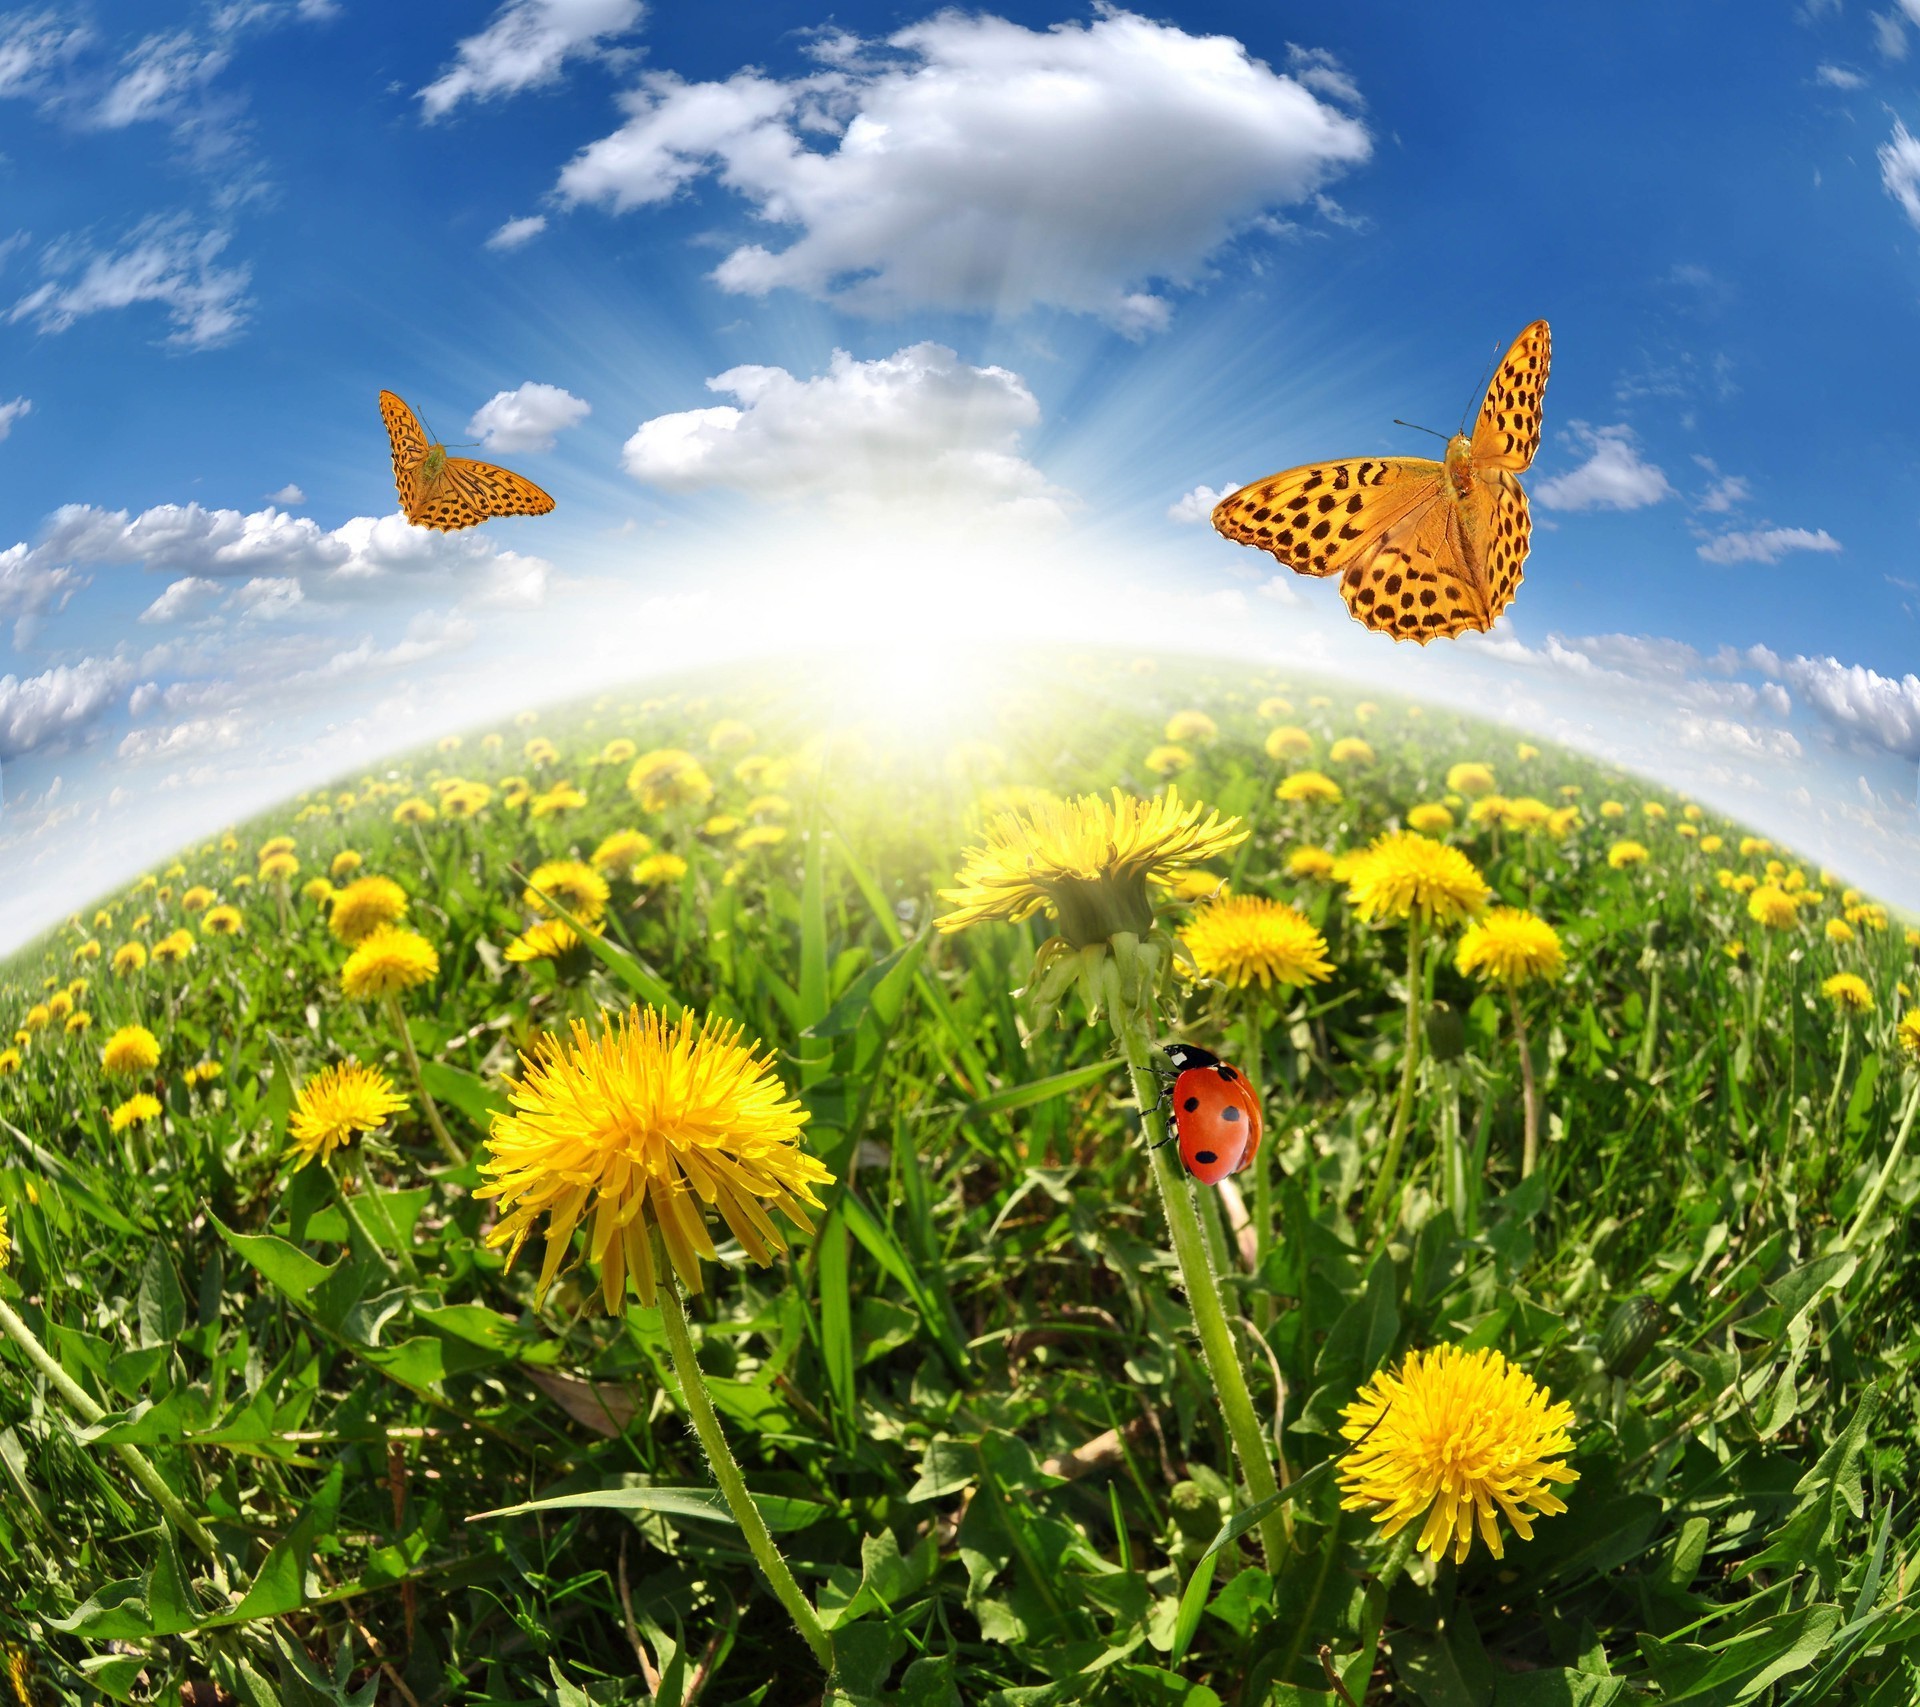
[
  {"left": 1211, "top": 320, "right": 1550, "bottom": 644},
  {"left": 378, "top": 389, "right": 556, "bottom": 533}
]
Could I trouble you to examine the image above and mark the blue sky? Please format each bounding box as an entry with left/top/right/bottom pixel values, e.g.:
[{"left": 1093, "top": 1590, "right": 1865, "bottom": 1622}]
[{"left": 4, "top": 0, "right": 1920, "bottom": 944}]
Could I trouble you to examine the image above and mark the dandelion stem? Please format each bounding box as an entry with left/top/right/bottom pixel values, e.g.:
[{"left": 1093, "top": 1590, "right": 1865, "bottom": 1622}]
[
  {"left": 1510, "top": 989, "right": 1540, "bottom": 1179},
  {"left": 1108, "top": 965, "right": 1285, "bottom": 1572},
  {"left": 385, "top": 992, "right": 463, "bottom": 1166},
  {"left": 0, "top": 1294, "right": 220, "bottom": 1562},
  {"left": 1241, "top": 1002, "right": 1276, "bottom": 1330},
  {"left": 1824, "top": 1018, "right": 1852, "bottom": 1147},
  {"left": 1368, "top": 916, "right": 1424, "bottom": 1224},
  {"left": 1841, "top": 1075, "right": 1920, "bottom": 1252},
  {"left": 655, "top": 1276, "right": 833, "bottom": 1672}
]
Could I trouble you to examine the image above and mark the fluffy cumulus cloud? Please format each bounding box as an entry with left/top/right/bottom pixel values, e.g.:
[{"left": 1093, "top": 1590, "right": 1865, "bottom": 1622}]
[
  {"left": 1770, "top": 655, "right": 1920, "bottom": 760},
  {"left": 0, "top": 543, "right": 78, "bottom": 646},
  {"left": 8, "top": 215, "right": 251, "bottom": 348},
  {"left": 419, "top": 0, "right": 645, "bottom": 121},
  {"left": 1168, "top": 482, "right": 1239, "bottom": 524},
  {"left": 556, "top": 9, "right": 1370, "bottom": 332},
  {"left": 622, "top": 342, "right": 1074, "bottom": 520},
  {"left": 1696, "top": 526, "right": 1841, "bottom": 564},
  {"left": 0, "top": 397, "right": 29, "bottom": 440},
  {"left": 139, "top": 576, "right": 222, "bottom": 624},
  {"left": 468, "top": 381, "right": 591, "bottom": 452},
  {"left": 265, "top": 483, "right": 305, "bottom": 504},
  {"left": 0, "top": 659, "right": 132, "bottom": 759},
  {"left": 1534, "top": 423, "right": 1676, "bottom": 512}
]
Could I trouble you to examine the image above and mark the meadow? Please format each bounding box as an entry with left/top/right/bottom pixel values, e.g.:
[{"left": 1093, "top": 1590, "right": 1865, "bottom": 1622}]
[{"left": 1, "top": 651, "right": 1916, "bottom": 1707}]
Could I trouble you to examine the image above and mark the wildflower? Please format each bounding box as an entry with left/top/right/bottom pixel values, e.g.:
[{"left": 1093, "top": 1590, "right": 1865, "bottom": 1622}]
[
  {"left": 329, "top": 875, "right": 408, "bottom": 945},
  {"left": 1898, "top": 1011, "right": 1920, "bottom": 1058},
  {"left": 525, "top": 737, "right": 560, "bottom": 766},
  {"left": 102, "top": 1025, "right": 161, "bottom": 1077},
  {"left": 1642, "top": 802, "right": 1668, "bottom": 822},
  {"left": 1343, "top": 832, "right": 1488, "bottom": 928},
  {"left": 1165, "top": 869, "right": 1228, "bottom": 901},
  {"left": 1338, "top": 1344, "right": 1577, "bottom": 1565},
  {"left": 703, "top": 814, "right": 744, "bottom": 838},
  {"left": 744, "top": 794, "right": 792, "bottom": 818},
  {"left": 1145, "top": 743, "right": 1191, "bottom": 777},
  {"left": 1515, "top": 742, "right": 1540, "bottom": 761},
  {"left": 1699, "top": 834, "right": 1724, "bottom": 854},
  {"left": 1599, "top": 801, "right": 1625, "bottom": 820},
  {"left": 1739, "top": 836, "right": 1773, "bottom": 858},
  {"left": 331, "top": 850, "right": 364, "bottom": 879},
  {"left": 734, "top": 825, "right": 788, "bottom": 852},
  {"left": 341, "top": 927, "right": 439, "bottom": 1000},
  {"left": 505, "top": 918, "right": 603, "bottom": 965},
  {"left": 1547, "top": 805, "right": 1582, "bottom": 837},
  {"left": 1407, "top": 804, "right": 1454, "bottom": 835},
  {"left": 47, "top": 993, "right": 71, "bottom": 1021},
  {"left": 1827, "top": 918, "right": 1855, "bottom": 945},
  {"left": 1456, "top": 908, "right": 1566, "bottom": 985},
  {"left": 1181, "top": 895, "right": 1333, "bottom": 990},
  {"left": 708, "top": 719, "right": 755, "bottom": 754},
  {"left": 181, "top": 886, "right": 217, "bottom": 913},
  {"left": 110, "top": 1093, "right": 164, "bottom": 1133},
  {"left": 531, "top": 781, "right": 589, "bottom": 818},
  {"left": 259, "top": 852, "right": 300, "bottom": 883},
  {"left": 0, "top": 1050, "right": 18, "bottom": 1076},
  {"left": 301, "top": 878, "right": 335, "bottom": 906},
  {"left": 259, "top": 836, "right": 296, "bottom": 860},
  {"left": 1821, "top": 973, "right": 1874, "bottom": 1014},
  {"left": 392, "top": 797, "right": 437, "bottom": 825},
  {"left": 1286, "top": 846, "right": 1337, "bottom": 880},
  {"left": 1257, "top": 696, "right": 1294, "bottom": 720},
  {"left": 477, "top": 1005, "right": 831, "bottom": 1310},
  {"left": 0, "top": 1204, "right": 8, "bottom": 1269},
  {"left": 287, "top": 1062, "right": 408, "bottom": 1170},
  {"left": 1748, "top": 886, "right": 1798, "bottom": 931},
  {"left": 64, "top": 1011, "right": 92, "bottom": 1035},
  {"left": 73, "top": 939, "right": 101, "bottom": 963},
  {"left": 201, "top": 905, "right": 244, "bottom": 937},
  {"left": 1164, "top": 710, "right": 1217, "bottom": 744},
  {"left": 525, "top": 859, "right": 611, "bottom": 923},
  {"left": 1277, "top": 770, "right": 1342, "bottom": 805},
  {"left": 634, "top": 853, "right": 691, "bottom": 886},
  {"left": 602, "top": 737, "right": 639, "bottom": 765},
  {"left": 1607, "top": 841, "right": 1649, "bottom": 870},
  {"left": 1446, "top": 763, "right": 1497, "bottom": 797},
  {"left": 628, "top": 749, "right": 715, "bottom": 811},
  {"left": 1265, "top": 726, "right": 1313, "bottom": 761},
  {"left": 1498, "top": 797, "right": 1553, "bottom": 834},
  {"left": 1677, "top": 824, "right": 1699, "bottom": 840},
  {"left": 591, "top": 829, "right": 656, "bottom": 878},
  {"left": 1731, "top": 873, "right": 1757, "bottom": 894},
  {"left": 1328, "top": 737, "right": 1374, "bottom": 765}
]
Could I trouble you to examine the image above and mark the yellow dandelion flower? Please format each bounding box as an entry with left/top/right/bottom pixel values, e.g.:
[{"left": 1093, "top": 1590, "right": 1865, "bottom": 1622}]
[
  {"left": 1145, "top": 743, "right": 1191, "bottom": 777},
  {"left": 744, "top": 793, "right": 792, "bottom": 818},
  {"left": 1607, "top": 840, "right": 1649, "bottom": 870},
  {"left": 1748, "top": 885, "right": 1798, "bottom": 931},
  {"left": 0, "top": 1204, "right": 9, "bottom": 1270},
  {"left": 22, "top": 1006, "right": 48, "bottom": 1035},
  {"left": 1355, "top": 701, "right": 1378, "bottom": 722},
  {"left": 505, "top": 918, "right": 603, "bottom": 964},
  {"left": 937, "top": 787, "right": 1245, "bottom": 945},
  {"left": 1163, "top": 868, "right": 1228, "bottom": 901},
  {"left": 259, "top": 851, "right": 300, "bottom": 883},
  {"left": 1308, "top": 694, "right": 1331, "bottom": 708},
  {"left": 1897, "top": 1011, "right": 1920, "bottom": 1058},
  {"left": 628, "top": 748, "right": 715, "bottom": 811},
  {"left": 1181, "top": 895, "right": 1333, "bottom": 991},
  {"left": 1277, "top": 770, "right": 1342, "bottom": 805},
  {"left": 259, "top": 835, "right": 295, "bottom": 860},
  {"left": 302, "top": 877, "right": 335, "bottom": 906},
  {"left": 1827, "top": 918, "right": 1855, "bottom": 945},
  {"left": 443, "top": 781, "right": 494, "bottom": 819},
  {"left": 602, "top": 737, "right": 639, "bottom": 765},
  {"left": 1286, "top": 846, "right": 1337, "bottom": 880},
  {"left": 1164, "top": 709, "right": 1217, "bottom": 745},
  {"left": 1343, "top": 831, "right": 1488, "bottom": 928},
  {"left": 65, "top": 1011, "right": 92, "bottom": 1035},
  {"left": 1677, "top": 824, "right": 1699, "bottom": 840},
  {"left": 46, "top": 992, "right": 71, "bottom": 1021},
  {"left": 1642, "top": 802, "right": 1668, "bottom": 822},
  {"left": 1724, "top": 940, "right": 1746, "bottom": 961},
  {"left": 340, "top": 926, "right": 439, "bottom": 1000},
  {"left": 1498, "top": 797, "right": 1553, "bottom": 834},
  {"left": 1740, "top": 836, "right": 1773, "bottom": 858},
  {"left": 329, "top": 875, "right": 408, "bottom": 945},
  {"left": 531, "top": 781, "right": 589, "bottom": 818},
  {"left": 110, "top": 1093, "right": 164, "bottom": 1133},
  {"left": 1446, "top": 762, "right": 1497, "bottom": 797},
  {"left": 1731, "top": 873, "right": 1757, "bottom": 894},
  {"left": 477, "top": 1005, "right": 831, "bottom": 1311},
  {"left": 1257, "top": 696, "right": 1294, "bottom": 721},
  {"left": 1699, "top": 834, "right": 1724, "bottom": 854},
  {"left": 201, "top": 905, "right": 244, "bottom": 937},
  {"left": 1821, "top": 972, "right": 1874, "bottom": 1014},
  {"left": 180, "top": 885, "right": 216, "bottom": 913},
  {"left": 102, "top": 1024, "right": 160, "bottom": 1077},
  {"left": 73, "top": 939, "right": 100, "bottom": 963},
  {"left": 703, "top": 814, "right": 744, "bottom": 838},
  {"left": 525, "top": 736, "right": 560, "bottom": 766},
  {"left": 1328, "top": 736, "right": 1374, "bottom": 765},
  {"left": 1264, "top": 726, "right": 1314, "bottom": 761},
  {"left": 1338, "top": 1344, "right": 1577, "bottom": 1565},
  {"left": 735, "top": 824, "right": 788, "bottom": 852},
  {"left": 1547, "top": 805, "right": 1582, "bottom": 837},
  {"left": 151, "top": 929, "right": 195, "bottom": 965},
  {"left": 1599, "top": 801, "right": 1626, "bottom": 820},
  {"left": 0, "top": 1049, "right": 18, "bottom": 1077},
  {"left": 1456, "top": 908, "right": 1566, "bottom": 986},
  {"left": 525, "top": 859, "right": 611, "bottom": 923},
  {"left": 287, "top": 1061, "right": 408, "bottom": 1170},
  {"left": 708, "top": 719, "right": 755, "bottom": 754},
  {"left": 392, "top": 797, "right": 437, "bottom": 825},
  {"left": 331, "top": 850, "right": 364, "bottom": 879},
  {"left": 1407, "top": 804, "right": 1454, "bottom": 835},
  {"left": 634, "top": 853, "right": 691, "bottom": 887},
  {"left": 591, "top": 829, "right": 656, "bottom": 878},
  {"left": 1515, "top": 741, "right": 1540, "bottom": 761}
]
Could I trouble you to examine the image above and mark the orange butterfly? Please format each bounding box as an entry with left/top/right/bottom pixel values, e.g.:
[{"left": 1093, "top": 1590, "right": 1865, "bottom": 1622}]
[
  {"left": 379, "top": 390, "right": 555, "bottom": 532},
  {"left": 1211, "top": 321, "right": 1550, "bottom": 643}
]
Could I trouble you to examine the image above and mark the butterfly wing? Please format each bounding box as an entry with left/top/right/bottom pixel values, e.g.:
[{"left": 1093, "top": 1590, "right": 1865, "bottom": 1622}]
[
  {"left": 1468, "top": 320, "right": 1550, "bottom": 473},
  {"left": 1470, "top": 468, "right": 1530, "bottom": 626},
  {"left": 379, "top": 391, "right": 432, "bottom": 520},
  {"left": 443, "top": 457, "right": 556, "bottom": 520},
  {"left": 1212, "top": 457, "right": 1447, "bottom": 579},
  {"left": 1337, "top": 494, "right": 1489, "bottom": 642}
]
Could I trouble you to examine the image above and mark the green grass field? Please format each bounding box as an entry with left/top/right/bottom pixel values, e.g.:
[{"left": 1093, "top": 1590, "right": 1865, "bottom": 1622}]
[{"left": 2, "top": 652, "right": 1917, "bottom": 1707}]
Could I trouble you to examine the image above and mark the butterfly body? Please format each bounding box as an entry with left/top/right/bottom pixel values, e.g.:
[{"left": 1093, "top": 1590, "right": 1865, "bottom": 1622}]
[
  {"left": 379, "top": 390, "right": 555, "bottom": 532},
  {"left": 1212, "top": 320, "right": 1549, "bottom": 644}
]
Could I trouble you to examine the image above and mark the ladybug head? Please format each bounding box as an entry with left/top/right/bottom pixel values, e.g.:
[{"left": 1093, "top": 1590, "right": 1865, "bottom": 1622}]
[{"left": 1163, "top": 1043, "right": 1222, "bottom": 1073}]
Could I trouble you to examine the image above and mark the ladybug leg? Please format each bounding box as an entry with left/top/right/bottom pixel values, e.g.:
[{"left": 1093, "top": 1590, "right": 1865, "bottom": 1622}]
[{"left": 1146, "top": 1074, "right": 1178, "bottom": 1148}]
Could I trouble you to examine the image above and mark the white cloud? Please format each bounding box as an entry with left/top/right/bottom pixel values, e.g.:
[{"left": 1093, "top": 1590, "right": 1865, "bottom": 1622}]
[
  {"left": 1534, "top": 423, "right": 1676, "bottom": 512},
  {"left": 0, "top": 541, "right": 77, "bottom": 646},
  {"left": 1814, "top": 62, "right": 1867, "bottom": 87},
  {"left": 1283, "top": 44, "right": 1363, "bottom": 108},
  {"left": 419, "top": 0, "right": 645, "bottom": 122},
  {"left": 265, "top": 482, "right": 304, "bottom": 504},
  {"left": 1772, "top": 655, "right": 1920, "bottom": 759},
  {"left": 486, "top": 214, "right": 548, "bottom": 250},
  {"left": 468, "top": 381, "right": 590, "bottom": 452},
  {"left": 93, "top": 30, "right": 230, "bottom": 130},
  {"left": 0, "top": 12, "right": 92, "bottom": 100},
  {"left": 623, "top": 342, "right": 1074, "bottom": 521},
  {"left": 1257, "top": 575, "right": 1303, "bottom": 607},
  {"left": 1167, "top": 482, "right": 1238, "bottom": 524},
  {"left": 1673, "top": 711, "right": 1804, "bottom": 761},
  {"left": 556, "top": 9, "right": 1371, "bottom": 332},
  {"left": 230, "top": 575, "right": 304, "bottom": 619},
  {"left": 1873, "top": 10, "right": 1910, "bottom": 59},
  {"left": 0, "top": 658, "right": 130, "bottom": 758},
  {"left": 10, "top": 216, "right": 251, "bottom": 348},
  {"left": 1882, "top": 120, "right": 1920, "bottom": 228},
  {"left": 0, "top": 397, "right": 29, "bottom": 440},
  {"left": 1696, "top": 526, "right": 1840, "bottom": 564},
  {"left": 139, "top": 576, "right": 222, "bottom": 623},
  {"left": 117, "top": 714, "right": 243, "bottom": 761},
  {"left": 1697, "top": 474, "right": 1749, "bottom": 512}
]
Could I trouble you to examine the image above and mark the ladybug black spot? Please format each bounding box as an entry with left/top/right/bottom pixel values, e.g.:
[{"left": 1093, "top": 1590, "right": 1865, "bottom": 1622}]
[
  {"left": 1183, "top": 1096, "right": 1200, "bottom": 1112},
  {"left": 1220, "top": 1105, "right": 1242, "bottom": 1122},
  {"left": 1216, "top": 1065, "right": 1238, "bottom": 1081},
  {"left": 1194, "top": 1150, "right": 1217, "bottom": 1166}
]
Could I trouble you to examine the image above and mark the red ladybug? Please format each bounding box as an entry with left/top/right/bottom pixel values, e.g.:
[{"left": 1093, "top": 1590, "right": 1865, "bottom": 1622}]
[{"left": 1160, "top": 1044, "right": 1263, "bottom": 1184}]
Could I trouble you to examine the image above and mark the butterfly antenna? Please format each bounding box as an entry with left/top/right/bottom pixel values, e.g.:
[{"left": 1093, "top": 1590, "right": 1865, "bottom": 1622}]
[
  {"left": 1393, "top": 419, "right": 1451, "bottom": 442},
  {"left": 1461, "top": 337, "right": 1504, "bottom": 436}
]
